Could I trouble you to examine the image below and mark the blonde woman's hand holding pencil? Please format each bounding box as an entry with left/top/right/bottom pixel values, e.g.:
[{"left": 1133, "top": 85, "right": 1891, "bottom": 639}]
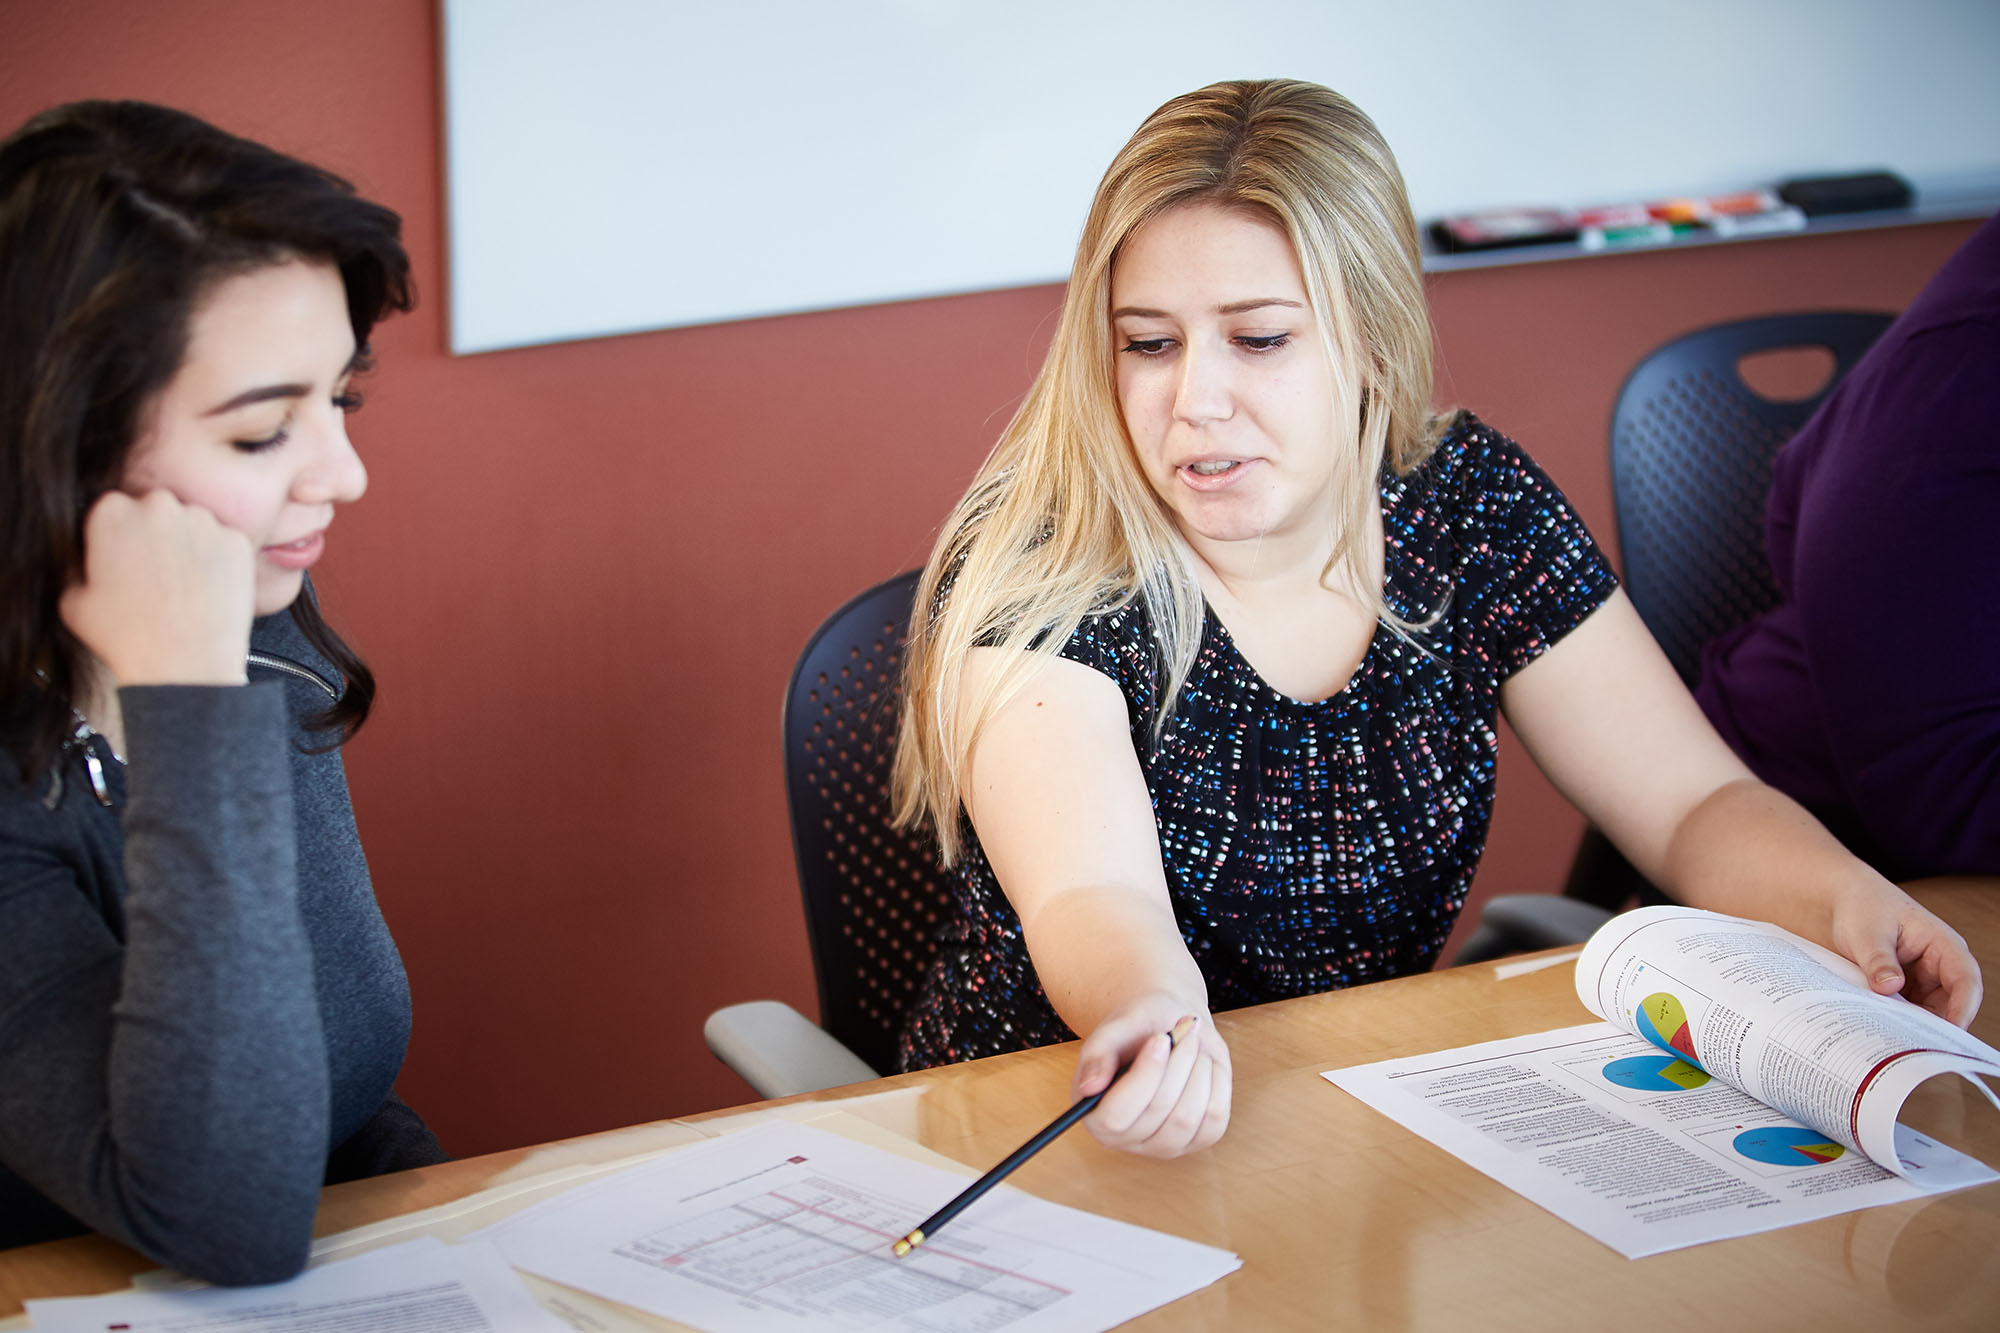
[
  {"left": 891, "top": 1014, "right": 1213, "bottom": 1257},
  {"left": 1073, "top": 1001, "right": 1231, "bottom": 1158}
]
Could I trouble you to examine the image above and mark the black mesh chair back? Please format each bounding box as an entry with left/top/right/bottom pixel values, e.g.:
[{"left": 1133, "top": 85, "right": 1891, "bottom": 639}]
[
  {"left": 1610, "top": 311, "right": 1893, "bottom": 683},
  {"left": 783, "top": 570, "right": 949, "bottom": 1077}
]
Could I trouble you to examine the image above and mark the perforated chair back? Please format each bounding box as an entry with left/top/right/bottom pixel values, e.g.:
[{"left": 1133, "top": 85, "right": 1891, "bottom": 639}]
[
  {"left": 1610, "top": 311, "right": 1893, "bottom": 683},
  {"left": 782, "top": 570, "right": 949, "bottom": 1077}
]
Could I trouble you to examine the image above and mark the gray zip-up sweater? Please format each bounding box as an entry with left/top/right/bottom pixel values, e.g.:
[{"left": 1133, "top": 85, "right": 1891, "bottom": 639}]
[{"left": 0, "top": 610, "right": 442, "bottom": 1282}]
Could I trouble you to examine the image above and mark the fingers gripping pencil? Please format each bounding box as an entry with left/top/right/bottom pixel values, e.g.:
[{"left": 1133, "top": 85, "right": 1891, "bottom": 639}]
[{"left": 892, "top": 1015, "right": 1198, "bottom": 1257}]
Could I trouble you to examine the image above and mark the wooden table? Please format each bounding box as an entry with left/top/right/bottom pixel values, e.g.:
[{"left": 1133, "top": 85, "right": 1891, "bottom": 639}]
[{"left": 5, "top": 881, "right": 1997, "bottom": 1329}]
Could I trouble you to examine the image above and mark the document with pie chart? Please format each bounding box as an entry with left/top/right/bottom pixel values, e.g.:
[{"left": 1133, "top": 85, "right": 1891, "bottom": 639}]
[
  {"left": 1576, "top": 906, "right": 2000, "bottom": 1179},
  {"left": 1325, "top": 906, "right": 2000, "bottom": 1259}
]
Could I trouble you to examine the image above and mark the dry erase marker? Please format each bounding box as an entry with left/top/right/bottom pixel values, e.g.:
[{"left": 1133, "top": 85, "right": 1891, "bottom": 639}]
[
  {"left": 1580, "top": 221, "right": 1700, "bottom": 251},
  {"left": 1704, "top": 188, "right": 1785, "bottom": 217},
  {"left": 1711, "top": 205, "right": 1808, "bottom": 238},
  {"left": 1650, "top": 196, "right": 1709, "bottom": 224},
  {"left": 1573, "top": 202, "right": 1652, "bottom": 230},
  {"left": 892, "top": 1015, "right": 1199, "bottom": 1258}
]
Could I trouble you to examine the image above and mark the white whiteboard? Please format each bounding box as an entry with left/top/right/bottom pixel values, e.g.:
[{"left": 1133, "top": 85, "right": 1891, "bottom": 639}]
[{"left": 442, "top": 0, "right": 2000, "bottom": 354}]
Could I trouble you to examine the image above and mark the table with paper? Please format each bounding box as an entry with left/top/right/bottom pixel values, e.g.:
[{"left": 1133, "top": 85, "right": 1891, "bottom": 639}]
[
  {"left": 473, "top": 1120, "right": 1238, "bottom": 1331},
  {"left": 24, "top": 1237, "right": 565, "bottom": 1333},
  {"left": 11, "top": 1106, "right": 1238, "bottom": 1333}
]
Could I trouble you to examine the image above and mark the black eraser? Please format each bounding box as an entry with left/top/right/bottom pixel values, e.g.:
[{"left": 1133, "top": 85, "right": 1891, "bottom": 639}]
[{"left": 1777, "top": 172, "right": 1914, "bottom": 217}]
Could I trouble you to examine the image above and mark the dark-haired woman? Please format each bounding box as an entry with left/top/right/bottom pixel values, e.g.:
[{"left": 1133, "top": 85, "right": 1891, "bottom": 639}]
[{"left": 0, "top": 102, "right": 444, "bottom": 1282}]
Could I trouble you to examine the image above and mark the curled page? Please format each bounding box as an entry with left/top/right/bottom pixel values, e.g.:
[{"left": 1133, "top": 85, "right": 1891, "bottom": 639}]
[{"left": 1576, "top": 905, "right": 2000, "bottom": 1179}]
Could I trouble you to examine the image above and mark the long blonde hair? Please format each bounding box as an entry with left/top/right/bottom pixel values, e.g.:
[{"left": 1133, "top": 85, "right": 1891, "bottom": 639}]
[{"left": 894, "top": 79, "right": 1446, "bottom": 863}]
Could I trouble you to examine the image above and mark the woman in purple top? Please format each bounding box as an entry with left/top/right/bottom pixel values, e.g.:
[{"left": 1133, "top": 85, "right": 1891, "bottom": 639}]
[{"left": 1697, "top": 214, "right": 2000, "bottom": 879}]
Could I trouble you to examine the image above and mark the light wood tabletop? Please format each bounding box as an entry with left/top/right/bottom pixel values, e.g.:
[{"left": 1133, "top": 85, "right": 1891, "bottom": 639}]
[{"left": 4, "top": 879, "right": 1996, "bottom": 1329}]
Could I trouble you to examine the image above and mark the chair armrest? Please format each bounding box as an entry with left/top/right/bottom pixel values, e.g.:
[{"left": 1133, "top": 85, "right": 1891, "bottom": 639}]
[
  {"left": 703, "top": 1000, "right": 882, "bottom": 1099},
  {"left": 1452, "top": 894, "right": 1615, "bottom": 966}
]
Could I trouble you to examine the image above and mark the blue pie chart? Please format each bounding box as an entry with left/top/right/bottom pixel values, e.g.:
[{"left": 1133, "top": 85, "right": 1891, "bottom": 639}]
[
  {"left": 1733, "top": 1126, "right": 1846, "bottom": 1167},
  {"left": 1602, "top": 1054, "right": 1711, "bottom": 1092}
]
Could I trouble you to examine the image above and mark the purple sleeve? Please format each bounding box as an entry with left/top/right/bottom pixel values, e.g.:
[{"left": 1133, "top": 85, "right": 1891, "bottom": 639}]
[{"left": 1790, "top": 322, "right": 2000, "bottom": 873}]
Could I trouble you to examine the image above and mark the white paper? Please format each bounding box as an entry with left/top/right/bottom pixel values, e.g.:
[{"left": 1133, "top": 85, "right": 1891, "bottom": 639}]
[
  {"left": 472, "top": 1120, "right": 1239, "bottom": 1332},
  {"left": 1575, "top": 905, "right": 2000, "bottom": 1174},
  {"left": 1324, "top": 1022, "right": 1998, "bottom": 1259},
  {"left": 25, "top": 1237, "right": 567, "bottom": 1332}
]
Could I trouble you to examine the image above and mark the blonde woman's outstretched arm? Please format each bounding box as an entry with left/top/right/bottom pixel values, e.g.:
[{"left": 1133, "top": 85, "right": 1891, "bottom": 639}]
[
  {"left": 1502, "top": 590, "right": 1981, "bottom": 1026},
  {"left": 957, "top": 648, "right": 1232, "bottom": 1157}
]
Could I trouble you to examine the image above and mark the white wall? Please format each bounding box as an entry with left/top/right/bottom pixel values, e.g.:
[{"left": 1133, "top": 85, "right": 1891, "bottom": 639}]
[{"left": 442, "top": 0, "right": 2000, "bottom": 353}]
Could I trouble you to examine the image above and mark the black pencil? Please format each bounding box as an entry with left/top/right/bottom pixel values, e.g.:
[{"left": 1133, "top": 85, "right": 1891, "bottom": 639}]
[{"left": 891, "top": 1015, "right": 1197, "bottom": 1258}]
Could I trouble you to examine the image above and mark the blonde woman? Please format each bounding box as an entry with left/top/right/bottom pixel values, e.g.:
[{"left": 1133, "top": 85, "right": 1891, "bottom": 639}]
[{"left": 891, "top": 79, "right": 1981, "bottom": 1158}]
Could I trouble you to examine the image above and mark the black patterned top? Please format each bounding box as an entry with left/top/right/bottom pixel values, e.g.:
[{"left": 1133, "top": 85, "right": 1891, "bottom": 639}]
[{"left": 899, "top": 415, "right": 1618, "bottom": 1070}]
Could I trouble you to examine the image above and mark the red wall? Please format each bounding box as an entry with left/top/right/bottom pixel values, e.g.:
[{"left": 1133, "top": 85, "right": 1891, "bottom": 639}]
[{"left": 6, "top": 1, "right": 1981, "bottom": 1156}]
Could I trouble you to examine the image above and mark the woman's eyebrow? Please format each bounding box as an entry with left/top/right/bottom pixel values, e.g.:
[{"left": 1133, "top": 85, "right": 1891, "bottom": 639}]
[
  {"left": 1217, "top": 298, "right": 1305, "bottom": 314},
  {"left": 1110, "top": 298, "right": 1306, "bottom": 319},
  {"left": 202, "top": 383, "right": 307, "bottom": 416},
  {"left": 202, "top": 351, "right": 361, "bottom": 416}
]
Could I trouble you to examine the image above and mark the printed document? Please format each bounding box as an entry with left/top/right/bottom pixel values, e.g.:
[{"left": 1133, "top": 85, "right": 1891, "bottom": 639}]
[
  {"left": 472, "top": 1119, "right": 1240, "bottom": 1331},
  {"left": 1575, "top": 904, "right": 2000, "bottom": 1170},
  {"left": 1325, "top": 906, "right": 2000, "bottom": 1258},
  {"left": 24, "top": 1237, "right": 565, "bottom": 1332}
]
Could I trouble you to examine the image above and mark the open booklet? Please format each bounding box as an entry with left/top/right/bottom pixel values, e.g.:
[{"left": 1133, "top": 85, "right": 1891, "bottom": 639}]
[
  {"left": 1577, "top": 904, "right": 2000, "bottom": 1174},
  {"left": 1326, "top": 906, "right": 2000, "bottom": 1258}
]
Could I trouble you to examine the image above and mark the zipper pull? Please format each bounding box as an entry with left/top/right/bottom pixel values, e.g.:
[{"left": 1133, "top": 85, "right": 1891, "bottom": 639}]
[
  {"left": 81, "top": 745, "right": 113, "bottom": 807},
  {"left": 67, "top": 717, "right": 116, "bottom": 808}
]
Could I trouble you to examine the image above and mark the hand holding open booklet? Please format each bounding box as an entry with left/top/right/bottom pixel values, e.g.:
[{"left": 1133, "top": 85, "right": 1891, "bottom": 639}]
[
  {"left": 1326, "top": 906, "right": 2000, "bottom": 1258},
  {"left": 1575, "top": 905, "right": 2000, "bottom": 1175}
]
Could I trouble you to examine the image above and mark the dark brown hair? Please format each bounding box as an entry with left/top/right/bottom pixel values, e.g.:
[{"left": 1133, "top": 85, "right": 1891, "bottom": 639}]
[{"left": 0, "top": 100, "right": 412, "bottom": 782}]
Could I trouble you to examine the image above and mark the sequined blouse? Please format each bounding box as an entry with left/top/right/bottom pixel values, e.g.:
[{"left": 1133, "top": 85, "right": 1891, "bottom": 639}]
[{"left": 899, "top": 415, "right": 1619, "bottom": 1070}]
